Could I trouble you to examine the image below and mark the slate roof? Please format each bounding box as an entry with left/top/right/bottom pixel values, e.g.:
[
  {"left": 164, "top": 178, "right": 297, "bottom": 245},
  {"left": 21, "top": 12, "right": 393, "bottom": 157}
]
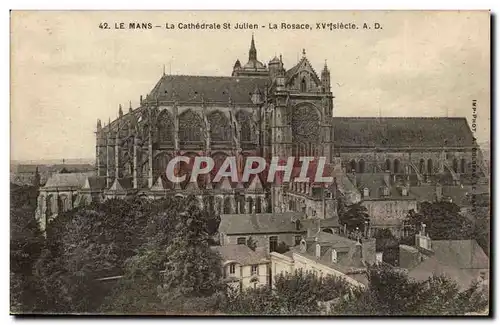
[
  {"left": 301, "top": 217, "right": 340, "bottom": 229},
  {"left": 219, "top": 212, "right": 306, "bottom": 235},
  {"left": 43, "top": 172, "right": 89, "bottom": 189},
  {"left": 147, "top": 75, "right": 268, "bottom": 104},
  {"left": 305, "top": 231, "right": 356, "bottom": 248},
  {"left": 331, "top": 117, "right": 476, "bottom": 148},
  {"left": 82, "top": 176, "right": 107, "bottom": 190},
  {"left": 212, "top": 244, "right": 269, "bottom": 266},
  {"left": 107, "top": 177, "right": 134, "bottom": 191},
  {"left": 408, "top": 239, "right": 489, "bottom": 289},
  {"left": 290, "top": 246, "right": 369, "bottom": 286}
]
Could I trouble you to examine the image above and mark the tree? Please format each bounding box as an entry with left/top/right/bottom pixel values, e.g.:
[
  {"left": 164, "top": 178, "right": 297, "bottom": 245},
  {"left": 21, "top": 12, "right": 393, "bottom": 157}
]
[
  {"left": 334, "top": 264, "right": 489, "bottom": 315},
  {"left": 33, "top": 197, "right": 184, "bottom": 312},
  {"left": 275, "top": 241, "right": 290, "bottom": 254},
  {"left": 10, "top": 184, "right": 46, "bottom": 313},
  {"left": 158, "top": 195, "right": 223, "bottom": 299},
  {"left": 374, "top": 228, "right": 399, "bottom": 266},
  {"left": 220, "top": 269, "right": 350, "bottom": 315},
  {"left": 339, "top": 203, "right": 370, "bottom": 232},
  {"left": 404, "top": 202, "right": 474, "bottom": 240},
  {"left": 246, "top": 236, "right": 257, "bottom": 251}
]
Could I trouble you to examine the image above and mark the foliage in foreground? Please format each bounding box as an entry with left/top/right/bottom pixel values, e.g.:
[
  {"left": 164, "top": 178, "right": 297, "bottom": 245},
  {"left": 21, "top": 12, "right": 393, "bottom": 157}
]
[{"left": 11, "top": 185, "right": 488, "bottom": 315}]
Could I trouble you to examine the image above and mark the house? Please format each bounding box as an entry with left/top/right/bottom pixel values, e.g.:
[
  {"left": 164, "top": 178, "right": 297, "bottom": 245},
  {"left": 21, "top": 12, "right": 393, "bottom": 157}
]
[
  {"left": 212, "top": 244, "right": 270, "bottom": 291},
  {"left": 218, "top": 212, "right": 307, "bottom": 252},
  {"left": 399, "top": 226, "right": 489, "bottom": 290},
  {"left": 270, "top": 230, "right": 377, "bottom": 288}
]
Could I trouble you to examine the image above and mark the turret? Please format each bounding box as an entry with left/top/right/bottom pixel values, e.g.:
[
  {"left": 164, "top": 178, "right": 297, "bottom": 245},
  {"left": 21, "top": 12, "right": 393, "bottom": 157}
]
[
  {"left": 321, "top": 60, "right": 331, "bottom": 93},
  {"left": 33, "top": 166, "right": 41, "bottom": 188},
  {"left": 232, "top": 59, "right": 242, "bottom": 76},
  {"left": 268, "top": 55, "right": 281, "bottom": 80}
]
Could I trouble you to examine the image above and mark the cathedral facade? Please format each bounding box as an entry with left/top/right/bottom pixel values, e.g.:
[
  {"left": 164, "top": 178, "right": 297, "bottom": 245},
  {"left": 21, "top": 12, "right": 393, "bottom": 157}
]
[{"left": 35, "top": 35, "right": 485, "bottom": 233}]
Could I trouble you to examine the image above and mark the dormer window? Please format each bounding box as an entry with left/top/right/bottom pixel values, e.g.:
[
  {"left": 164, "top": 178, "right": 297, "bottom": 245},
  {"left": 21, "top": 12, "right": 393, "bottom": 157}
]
[
  {"left": 383, "top": 187, "right": 390, "bottom": 196},
  {"left": 363, "top": 187, "right": 370, "bottom": 197},
  {"left": 315, "top": 243, "right": 321, "bottom": 258},
  {"left": 300, "top": 239, "right": 307, "bottom": 252},
  {"left": 331, "top": 249, "right": 338, "bottom": 263}
]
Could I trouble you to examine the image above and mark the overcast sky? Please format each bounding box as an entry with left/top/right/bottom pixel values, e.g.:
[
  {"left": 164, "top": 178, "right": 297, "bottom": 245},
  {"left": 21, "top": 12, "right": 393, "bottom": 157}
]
[{"left": 11, "top": 11, "right": 490, "bottom": 161}]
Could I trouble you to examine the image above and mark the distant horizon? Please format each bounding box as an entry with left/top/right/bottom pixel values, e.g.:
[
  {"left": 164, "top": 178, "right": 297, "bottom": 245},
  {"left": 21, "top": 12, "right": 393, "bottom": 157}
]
[{"left": 10, "top": 158, "right": 95, "bottom": 165}]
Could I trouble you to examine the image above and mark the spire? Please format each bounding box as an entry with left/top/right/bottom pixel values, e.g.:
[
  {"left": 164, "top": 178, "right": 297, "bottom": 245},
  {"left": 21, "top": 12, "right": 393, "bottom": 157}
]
[
  {"left": 322, "top": 60, "right": 330, "bottom": 76},
  {"left": 129, "top": 100, "right": 132, "bottom": 113},
  {"left": 33, "top": 166, "right": 41, "bottom": 188},
  {"left": 119, "top": 104, "right": 123, "bottom": 118},
  {"left": 302, "top": 48, "right": 306, "bottom": 57},
  {"left": 249, "top": 33, "right": 257, "bottom": 61}
]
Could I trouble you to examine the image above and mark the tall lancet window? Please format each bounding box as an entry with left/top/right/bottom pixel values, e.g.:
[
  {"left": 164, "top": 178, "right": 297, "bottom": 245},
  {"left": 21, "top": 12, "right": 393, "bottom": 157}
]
[{"left": 300, "top": 77, "right": 307, "bottom": 92}]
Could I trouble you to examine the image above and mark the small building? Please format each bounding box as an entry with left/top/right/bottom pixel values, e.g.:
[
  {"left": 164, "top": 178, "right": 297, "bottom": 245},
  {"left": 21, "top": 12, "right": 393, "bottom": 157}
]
[
  {"left": 35, "top": 172, "right": 91, "bottom": 231},
  {"left": 270, "top": 231, "right": 377, "bottom": 288},
  {"left": 399, "top": 227, "right": 489, "bottom": 290},
  {"left": 218, "top": 212, "right": 307, "bottom": 252},
  {"left": 212, "top": 244, "right": 270, "bottom": 291}
]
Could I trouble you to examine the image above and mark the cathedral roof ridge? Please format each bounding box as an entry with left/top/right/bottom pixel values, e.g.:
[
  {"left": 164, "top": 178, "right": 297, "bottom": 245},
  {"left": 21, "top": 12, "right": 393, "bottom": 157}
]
[{"left": 331, "top": 116, "right": 467, "bottom": 120}]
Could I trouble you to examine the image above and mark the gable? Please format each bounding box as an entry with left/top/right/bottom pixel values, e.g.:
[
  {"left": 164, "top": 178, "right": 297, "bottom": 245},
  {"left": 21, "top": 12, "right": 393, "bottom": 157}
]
[{"left": 285, "top": 57, "right": 322, "bottom": 90}]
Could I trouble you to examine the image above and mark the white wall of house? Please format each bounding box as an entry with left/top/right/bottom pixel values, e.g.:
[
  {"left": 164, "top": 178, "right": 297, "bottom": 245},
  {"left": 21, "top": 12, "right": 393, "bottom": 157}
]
[
  {"left": 270, "top": 251, "right": 365, "bottom": 288},
  {"left": 223, "top": 261, "right": 269, "bottom": 290}
]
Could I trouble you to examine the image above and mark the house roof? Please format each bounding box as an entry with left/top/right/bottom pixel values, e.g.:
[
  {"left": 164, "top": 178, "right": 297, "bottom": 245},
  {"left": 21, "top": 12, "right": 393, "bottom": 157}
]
[
  {"left": 305, "top": 231, "right": 356, "bottom": 248},
  {"left": 219, "top": 212, "right": 306, "bottom": 235},
  {"left": 147, "top": 75, "right": 268, "bottom": 104},
  {"left": 43, "top": 172, "right": 89, "bottom": 189},
  {"left": 331, "top": 117, "right": 476, "bottom": 148},
  {"left": 212, "top": 244, "right": 268, "bottom": 265},
  {"left": 408, "top": 239, "right": 489, "bottom": 289},
  {"left": 290, "top": 247, "right": 369, "bottom": 286}
]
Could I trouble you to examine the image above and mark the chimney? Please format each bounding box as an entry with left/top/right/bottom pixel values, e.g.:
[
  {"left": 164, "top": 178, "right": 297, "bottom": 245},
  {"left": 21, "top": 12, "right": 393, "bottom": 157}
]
[
  {"left": 415, "top": 223, "right": 432, "bottom": 251},
  {"left": 351, "top": 241, "right": 364, "bottom": 268},
  {"left": 331, "top": 249, "right": 338, "bottom": 263},
  {"left": 300, "top": 239, "right": 307, "bottom": 253}
]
